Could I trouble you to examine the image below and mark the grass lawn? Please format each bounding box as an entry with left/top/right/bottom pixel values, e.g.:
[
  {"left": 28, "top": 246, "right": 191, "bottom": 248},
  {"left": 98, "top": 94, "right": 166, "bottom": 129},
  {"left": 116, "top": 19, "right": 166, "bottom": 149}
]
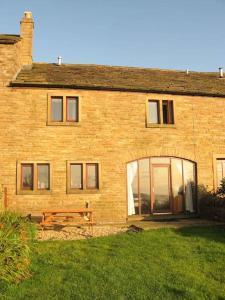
[{"left": 1, "top": 225, "right": 225, "bottom": 300}]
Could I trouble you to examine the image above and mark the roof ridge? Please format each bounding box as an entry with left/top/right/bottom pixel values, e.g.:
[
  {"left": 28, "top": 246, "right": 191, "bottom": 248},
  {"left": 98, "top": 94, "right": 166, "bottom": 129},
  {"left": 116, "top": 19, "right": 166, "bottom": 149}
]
[{"left": 31, "top": 62, "right": 217, "bottom": 74}]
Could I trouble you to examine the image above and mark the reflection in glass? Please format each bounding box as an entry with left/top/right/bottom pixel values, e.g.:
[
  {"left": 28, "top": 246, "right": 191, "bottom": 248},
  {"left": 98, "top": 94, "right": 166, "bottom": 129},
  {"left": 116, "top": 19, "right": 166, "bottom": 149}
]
[
  {"left": 216, "top": 159, "right": 225, "bottom": 188},
  {"left": 148, "top": 101, "right": 159, "bottom": 124},
  {"left": 51, "top": 97, "right": 63, "bottom": 121},
  {"left": 171, "top": 159, "right": 184, "bottom": 213},
  {"left": 22, "top": 164, "right": 33, "bottom": 190},
  {"left": 139, "top": 159, "right": 150, "bottom": 214},
  {"left": 127, "top": 157, "right": 196, "bottom": 216},
  {"left": 67, "top": 97, "right": 78, "bottom": 121},
  {"left": 183, "top": 160, "right": 195, "bottom": 212},
  {"left": 37, "top": 164, "right": 50, "bottom": 190},
  {"left": 87, "top": 164, "right": 98, "bottom": 189},
  {"left": 71, "top": 164, "right": 82, "bottom": 189},
  {"left": 153, "top": 166, "right": 170, "bottom": 212}
]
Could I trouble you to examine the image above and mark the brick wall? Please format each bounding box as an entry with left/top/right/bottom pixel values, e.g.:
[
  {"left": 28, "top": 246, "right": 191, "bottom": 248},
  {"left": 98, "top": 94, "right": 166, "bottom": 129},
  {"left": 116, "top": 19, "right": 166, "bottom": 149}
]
[
  {"left": 0, "top": 85, "right": 224, "bottom": 223},
  {"left": 0, "top": 42, "right": 22, "bottom": 86}
]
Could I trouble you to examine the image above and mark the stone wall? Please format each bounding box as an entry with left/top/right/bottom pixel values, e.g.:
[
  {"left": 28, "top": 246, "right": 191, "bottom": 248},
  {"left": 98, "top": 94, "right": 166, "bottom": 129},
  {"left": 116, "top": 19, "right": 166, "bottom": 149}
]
[{"left": 0, "top": 85, "right": 225, "bottom": 222}]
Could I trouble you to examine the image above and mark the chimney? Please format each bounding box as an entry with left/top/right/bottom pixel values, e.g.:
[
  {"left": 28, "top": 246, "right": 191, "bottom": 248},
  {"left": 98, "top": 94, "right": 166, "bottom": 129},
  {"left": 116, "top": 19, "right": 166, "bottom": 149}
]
[
  {"left": 57, "top": 56, "right": 62, "bottom": 65},
  {"left": 20, "top": 11, "right": 34, "bottom": 65},
  {"left": 219, "top": 67, "right": 223, "bottom": 78}
]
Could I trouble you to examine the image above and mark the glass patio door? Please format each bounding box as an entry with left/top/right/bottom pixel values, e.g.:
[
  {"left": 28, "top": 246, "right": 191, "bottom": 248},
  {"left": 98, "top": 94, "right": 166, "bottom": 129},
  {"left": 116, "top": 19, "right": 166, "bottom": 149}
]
[{"left": 152, "top": 165, "right": 171, "bottom": 213}]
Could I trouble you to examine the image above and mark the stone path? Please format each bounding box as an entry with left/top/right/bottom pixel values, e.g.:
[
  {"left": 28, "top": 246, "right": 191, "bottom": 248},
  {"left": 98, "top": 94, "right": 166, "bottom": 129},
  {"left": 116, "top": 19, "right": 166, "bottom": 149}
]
[{"left": 38, "top": 218, "right": 225, "bottom": 241}]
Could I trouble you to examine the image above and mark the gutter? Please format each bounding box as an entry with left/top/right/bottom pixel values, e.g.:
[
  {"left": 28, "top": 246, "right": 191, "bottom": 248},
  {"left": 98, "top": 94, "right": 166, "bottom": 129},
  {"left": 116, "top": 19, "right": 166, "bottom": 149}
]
[{"left": 10, "top": 82, "right": 225, "bottom": 98}]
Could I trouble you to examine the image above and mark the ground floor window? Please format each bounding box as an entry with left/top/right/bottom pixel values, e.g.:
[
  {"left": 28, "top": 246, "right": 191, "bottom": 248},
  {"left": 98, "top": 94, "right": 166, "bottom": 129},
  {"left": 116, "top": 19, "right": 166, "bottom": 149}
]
[
  {"left": 17, "top": 161, "right": 51, "bottom": 194},
  {"left": 67, "top": 161, "right": 100, "bottom": 193},
  {"left": 216, "top": 159, "right": 225, "bottom": 189},
  {"left": 127, "top": 157, "right": 196, "bottom": 215}
]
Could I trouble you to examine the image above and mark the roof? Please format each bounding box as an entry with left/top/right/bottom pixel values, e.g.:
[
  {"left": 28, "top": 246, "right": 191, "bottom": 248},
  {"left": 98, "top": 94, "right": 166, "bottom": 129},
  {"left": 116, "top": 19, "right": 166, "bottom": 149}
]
[
  {"left": 0, "top": 34, "right": 21, "bottom": 44},
  {"left": 11, "top": 63, "right": 225, "bottom": 97}
]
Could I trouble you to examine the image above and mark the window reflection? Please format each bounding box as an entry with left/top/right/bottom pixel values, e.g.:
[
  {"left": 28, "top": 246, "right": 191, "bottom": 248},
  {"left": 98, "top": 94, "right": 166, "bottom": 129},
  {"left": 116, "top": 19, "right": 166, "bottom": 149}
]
[{"left": 127, "top": 157, "right": 196, "bottom": 216}]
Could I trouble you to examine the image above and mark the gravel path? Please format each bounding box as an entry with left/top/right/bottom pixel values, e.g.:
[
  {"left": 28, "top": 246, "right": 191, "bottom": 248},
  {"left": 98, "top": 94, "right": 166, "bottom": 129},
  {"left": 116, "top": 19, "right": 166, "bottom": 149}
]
[{"left": 38, "top": 225, "right": 128, "bottom": 241}]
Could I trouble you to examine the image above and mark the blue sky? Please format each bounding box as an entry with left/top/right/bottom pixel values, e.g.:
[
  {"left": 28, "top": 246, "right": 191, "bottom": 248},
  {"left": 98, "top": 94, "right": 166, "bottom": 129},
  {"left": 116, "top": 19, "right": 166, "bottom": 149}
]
[{"left": 1, "top": 0, "right": 225, "bottom": 71}]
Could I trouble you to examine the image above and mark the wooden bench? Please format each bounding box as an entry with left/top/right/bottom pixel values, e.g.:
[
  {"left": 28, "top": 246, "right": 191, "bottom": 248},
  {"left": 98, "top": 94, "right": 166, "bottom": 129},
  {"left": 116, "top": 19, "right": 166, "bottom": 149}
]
[{"left": 40, "top": 209, "right": 94, "bottom": 235}]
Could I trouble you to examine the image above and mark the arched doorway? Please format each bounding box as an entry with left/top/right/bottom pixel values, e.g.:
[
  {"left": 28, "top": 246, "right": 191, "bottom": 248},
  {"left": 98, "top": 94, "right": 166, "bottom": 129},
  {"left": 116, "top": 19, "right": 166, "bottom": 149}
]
[{"left": 127, "top": 157, "right": 197, "bottom": 215}]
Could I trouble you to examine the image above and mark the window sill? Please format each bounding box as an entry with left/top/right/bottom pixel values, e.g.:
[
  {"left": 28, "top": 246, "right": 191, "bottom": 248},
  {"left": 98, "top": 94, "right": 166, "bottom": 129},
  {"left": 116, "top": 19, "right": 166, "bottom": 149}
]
[
  {"left": 17, "top": 190, "right": 52, "bottom": 195},
  {"left": 67, "top": 189, "right": 100, "bottom": 194},
  {"left": 146, "top": 123, "right": 176, "bottom": 128},
  {"left": 47, "top": 121, "right": 80, "bottom": 126}
]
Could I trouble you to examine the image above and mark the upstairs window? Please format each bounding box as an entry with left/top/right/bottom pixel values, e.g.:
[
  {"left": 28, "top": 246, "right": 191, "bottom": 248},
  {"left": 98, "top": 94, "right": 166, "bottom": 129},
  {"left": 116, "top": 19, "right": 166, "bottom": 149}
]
[
  {"left": 51, "top": 97, "right": 63, "bottom": 122},
  {"left": 66, "top": 97, "right": 79, "bottom": 122},
  {"left": 48, "top": 94, "right": 80, "bottom": 125},
  {"left": 148, "top": 100, "right": 160, "bottom": 124},
  {"left": 162, "top": 100, "right": 174, "bottom": 124},
  {"left": 147, "top": 99, "right": 175, "bottom": 126}
]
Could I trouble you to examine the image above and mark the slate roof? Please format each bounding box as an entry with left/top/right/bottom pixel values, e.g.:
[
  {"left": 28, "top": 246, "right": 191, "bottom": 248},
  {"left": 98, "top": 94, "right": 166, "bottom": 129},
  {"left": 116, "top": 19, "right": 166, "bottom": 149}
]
[
  {"left": 0, "top": 34, "right": 21, "bottom": 44},
  {"left": 11, "top": 63, "right": 225, "bottom": 97}
]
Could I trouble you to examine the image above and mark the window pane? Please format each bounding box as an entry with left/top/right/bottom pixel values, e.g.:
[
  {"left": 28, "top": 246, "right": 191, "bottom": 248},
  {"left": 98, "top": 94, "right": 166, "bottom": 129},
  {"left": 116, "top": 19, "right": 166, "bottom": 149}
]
[
  {"left": 153, "top": 166, "right": 170, "bottom": 212},
  {"left": 216, "top": 159, "right": 225, "bottom": 188},
  {"left": 87, "top": 164, "right": 98, "bottom": 189},
  {"left": 151, "top": 157, "right": 170, "bottom": 164},
  {"left": 67, "top": 97, "right": 78, "bottom": 121},
  {"left": 162, "top": 100, "right": 174, "bottom": 124},
  {"left": 38, "top": 164, "right": 50, "bottom": 190},
  {"left": 139, "top": 159, "right": 150, "bottom": 214},
  {"left": 21, "top": 164, "right": 33, "bottom": 190},
  {"left": 171, "top": 159, "right": 184, "bottom": 213},
  {"left": 127, "top": 161, "right": 138, "bottom": 215},
  {"left": 71, "top": 164, "right": 82, "bottom": 189},
  {"left": 148, "top": 101, "right": 159, "bottom": 124},
  {"left": 51, "top": 97, "right": 63, "bottom": 121},
  {"left": 183, "top": 160, "right": 195, "bottom": 212}
]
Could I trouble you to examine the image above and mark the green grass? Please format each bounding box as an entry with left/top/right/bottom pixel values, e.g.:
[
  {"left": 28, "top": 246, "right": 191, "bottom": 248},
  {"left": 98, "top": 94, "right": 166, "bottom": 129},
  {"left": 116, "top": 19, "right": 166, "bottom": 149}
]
[{"left": 1, "top": 225, "right": 225, "bottom": 300}]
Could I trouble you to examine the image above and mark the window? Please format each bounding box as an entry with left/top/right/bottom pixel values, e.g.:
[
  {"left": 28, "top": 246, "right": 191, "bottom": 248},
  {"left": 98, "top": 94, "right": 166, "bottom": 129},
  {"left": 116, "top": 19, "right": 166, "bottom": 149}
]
[
  {"left": 70, "top": 164, "right": 83, "bottom": 189},
  {"left": 67, "top": 162, "right": 100, "bottom": 193},
  {"left": 216, "top": 159, "right": 225, "bottom": 188},
  {"left": 147, "top": 99, "right": 175, "bottom": 126},
  {"left": 86, "top": 164, "right": 99, "bottom": 189},
  {"left": 37, "top": 164, "right": 50, "bottom": 190},
  {"left": 48, "top": 94, "right": 80, "bottom": 125},
  {"left": 148, "top": 101, "right": 159, "bottom": 124},
  {"left": 17, "top": 162, "right": 51, "bottom": 194},
  {"left": 66, "top": 97, "right": 78, "bottom": 122},
  {"left": 51, "top": 97, "right": 63, "bottom": 122},
  {"left": 127, "top": 157, "right": 196, "bottom": 216},
  {"left": 162, "top": 100, "right": 174, "bottom": 124},
  {"left": 21, "top": 164, "right": 33, "bottom": 190}
]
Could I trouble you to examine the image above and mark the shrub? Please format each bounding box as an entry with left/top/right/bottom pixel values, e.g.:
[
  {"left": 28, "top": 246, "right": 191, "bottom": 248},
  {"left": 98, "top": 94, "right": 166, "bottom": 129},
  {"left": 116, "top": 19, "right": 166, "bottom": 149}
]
[
  {"left": 217, "top": 178, "right": 225, "bottom": 197},
  {"left": 0, "top": 211, "right": 36, "bottom": 283}
]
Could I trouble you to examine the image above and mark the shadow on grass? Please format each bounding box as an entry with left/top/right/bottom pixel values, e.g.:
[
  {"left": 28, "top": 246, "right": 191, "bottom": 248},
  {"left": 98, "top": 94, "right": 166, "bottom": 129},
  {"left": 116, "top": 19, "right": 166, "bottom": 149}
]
[{"left": 175, "top": 225, "right": 225, "bottom": 244}]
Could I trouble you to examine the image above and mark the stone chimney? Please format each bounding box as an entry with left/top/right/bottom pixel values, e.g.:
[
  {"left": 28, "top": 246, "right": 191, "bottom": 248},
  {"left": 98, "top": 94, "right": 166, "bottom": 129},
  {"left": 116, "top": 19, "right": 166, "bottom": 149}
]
[{"left": 20, "top": 11, "right": 34, "bottom": 65}]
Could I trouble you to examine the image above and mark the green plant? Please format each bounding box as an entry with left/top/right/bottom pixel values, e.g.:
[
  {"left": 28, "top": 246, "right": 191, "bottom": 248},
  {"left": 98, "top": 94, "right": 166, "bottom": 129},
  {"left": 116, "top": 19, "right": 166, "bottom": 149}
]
[
  {"left": 217, "top": 178, "right": 225, "bottom": 196},
  {"left": 0, "top": 211, "right": 36, "bottom": 283}
]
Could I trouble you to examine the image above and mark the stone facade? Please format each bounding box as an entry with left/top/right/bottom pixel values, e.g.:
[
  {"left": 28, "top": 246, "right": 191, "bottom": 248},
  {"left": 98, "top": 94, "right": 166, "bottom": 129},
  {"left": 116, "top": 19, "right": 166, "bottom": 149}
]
[{"left": 0, "top": 12, "right": 225, "bottom": 223}]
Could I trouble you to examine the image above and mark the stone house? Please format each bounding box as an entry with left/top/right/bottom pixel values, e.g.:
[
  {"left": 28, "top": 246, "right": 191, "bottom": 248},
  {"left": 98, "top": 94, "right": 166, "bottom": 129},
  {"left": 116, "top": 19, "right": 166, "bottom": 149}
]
[{"left": 1, "top": 12, "right": 225, "bottom": 223}]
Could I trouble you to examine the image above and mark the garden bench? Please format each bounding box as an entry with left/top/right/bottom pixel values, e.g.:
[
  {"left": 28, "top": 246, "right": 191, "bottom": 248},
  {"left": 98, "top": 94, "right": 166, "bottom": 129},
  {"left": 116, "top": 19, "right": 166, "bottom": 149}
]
[{"left": 40, "top": 208, "right": 94, "bottom": 235}]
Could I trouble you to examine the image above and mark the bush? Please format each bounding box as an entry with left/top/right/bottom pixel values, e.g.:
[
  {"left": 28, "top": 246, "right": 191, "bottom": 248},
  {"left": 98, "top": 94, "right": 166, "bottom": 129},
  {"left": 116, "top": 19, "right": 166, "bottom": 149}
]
[
  {"left": 0, "top": 211, "right": 36, "bottom": 283},
  {"left": 217, "top": 178, "right": 225, "bottom": 197}
]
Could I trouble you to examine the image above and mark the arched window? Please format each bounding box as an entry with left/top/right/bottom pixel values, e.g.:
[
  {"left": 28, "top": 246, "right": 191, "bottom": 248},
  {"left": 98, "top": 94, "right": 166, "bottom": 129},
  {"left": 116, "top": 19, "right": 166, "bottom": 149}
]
[{"left": 127, "top": 157, "right": 196, "bottom": 216}]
